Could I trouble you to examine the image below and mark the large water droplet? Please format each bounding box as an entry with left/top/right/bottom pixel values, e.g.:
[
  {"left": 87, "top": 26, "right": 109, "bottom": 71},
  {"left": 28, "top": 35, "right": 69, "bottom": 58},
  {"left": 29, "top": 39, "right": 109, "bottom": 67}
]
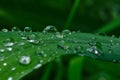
[
  {"left": 43, "top": 25, "right": 58, "bottom": 33},
  {"left": 24, "top": 27, "right": 32, "bottom": 32},
  {"left": 8, "top": 77, "right": 13, "bottom": 80},
  {"left": 19, "top": 56, "right": 31, "bottom": 65},
  {"left": 12, "top": 27, "right": 21, "bottom": 32},
  {"left": 2, "top": 28, "right": 8, "bottom": 32}
]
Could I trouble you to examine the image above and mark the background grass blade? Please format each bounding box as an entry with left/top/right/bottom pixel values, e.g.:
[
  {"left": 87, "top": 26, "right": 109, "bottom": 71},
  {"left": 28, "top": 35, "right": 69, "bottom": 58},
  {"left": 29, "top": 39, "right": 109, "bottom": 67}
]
[
  {"left": 94, "top": 17, "right": 120, "bottom": 33},
  {"left": 68, "top": 57, "right": 84, "bottom": 80},
  {"left": 64, "top": 0, "right": 80, "bottom": 29}
]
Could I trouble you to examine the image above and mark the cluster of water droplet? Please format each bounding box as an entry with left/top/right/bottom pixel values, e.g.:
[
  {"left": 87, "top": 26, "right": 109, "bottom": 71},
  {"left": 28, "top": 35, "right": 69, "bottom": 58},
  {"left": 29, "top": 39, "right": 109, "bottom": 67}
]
[{"left": 1, "top": 25, "right": 120, "bottom": 79}]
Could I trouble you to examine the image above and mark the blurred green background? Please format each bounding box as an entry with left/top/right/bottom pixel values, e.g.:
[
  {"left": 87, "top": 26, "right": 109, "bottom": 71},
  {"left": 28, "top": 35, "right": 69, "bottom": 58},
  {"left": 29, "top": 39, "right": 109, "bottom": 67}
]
[{"left": 1, "top": 0, "right": 120, "bottom": 80}]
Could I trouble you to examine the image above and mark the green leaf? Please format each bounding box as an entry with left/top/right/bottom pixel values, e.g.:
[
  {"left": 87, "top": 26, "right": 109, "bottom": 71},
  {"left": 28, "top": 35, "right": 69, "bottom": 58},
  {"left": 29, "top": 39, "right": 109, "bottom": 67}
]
[{"left": 0, "top": 31, "right": 120, "bottom": 80}]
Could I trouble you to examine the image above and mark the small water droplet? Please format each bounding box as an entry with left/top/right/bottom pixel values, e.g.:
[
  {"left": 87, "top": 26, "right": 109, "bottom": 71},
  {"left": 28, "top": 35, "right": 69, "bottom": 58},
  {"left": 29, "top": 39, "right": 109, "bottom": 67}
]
[
  {"left": 24, "top": 27, "right": 32, "bottom": 32},
  {"left": 40, "top": 60, "right": 43, "bottom": 63},
  {"left": 27, "top": 34, "right": 39, "bottom": 44},
  {"left": 11, "top": 67, "right": 16, "bottom": 71},
  {"left": 43, "top": 25, "right": 58, "bottom": 33},
  {"left": 36, "top": 48, "right": 44, "bottom": 56},
  {"left": 12, "top": 27, "right": 21, "bottom": 32},
  {"left": 62, "top": 29, "right": 71, "bottom": 35},
  {"left": 8, "top": 77, "right": 13, "bottom": 80},
  {"left": 19, "top": 56, "right": 31, "bottom": 65},
  {"left": 0, "top": 48, "right": 5, "bottom": 53},
  {"left": 0, "top": 56, "right": 4, "bottom": 61},
  {"left": 20, "top": 34, "right": 27, "bottom": 40},
  {"left": 86, "top": 46, "right": 100, "bottom": 55},
  {"left": 34, "top": 64, "right": 42, "bottom": 69},
  {"left": 6, "top": 47, "right": 12, "bottom": 51},
  {"left": 18, "top": 42, "right": 25, "bottom": 46},
  {"left": 3, "top": 62, "right": 7, "bottom": 66},
  {"left": 55, "top": 32, "right": 63, "bottom": 38},
  {"left": 2, "top": 28, "right": 8, "bottom": 32},
  {"left": 3, "top": 38, "right": 15, "bottom": 47}
]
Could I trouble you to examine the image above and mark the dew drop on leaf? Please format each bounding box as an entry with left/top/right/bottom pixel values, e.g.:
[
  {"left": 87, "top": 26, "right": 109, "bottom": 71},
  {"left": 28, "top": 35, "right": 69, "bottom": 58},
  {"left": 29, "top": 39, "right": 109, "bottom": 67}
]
[
  {"left": 27, "top": 34, "right": 39, "bottom": 44},
  {"left": 34, "top": 64, "right": 42, "bottom": 69},
  {"left": 86, "top": 46, "right": 100, "bottom": 55},
  {"left": 11, "top": 67, "right": 16, "bottom": 71},
  {"left": 11, "top": 27, "right": 21, "bottom": 32},
  {"left": 2, "top": 28, "right": 8, "bottom": 32},
  {"left": 24, "top": 27, "right": 32, "bottom": 32},
  {"left": 62, "top": 29, "right": 71, "bottom": 35},
  {"left": 6, "top": 47, "right": 13, "bottom": 52},
  {"left": 42, "top": 25, "right": 58, "bottom": 33},
  {"left": 36, "top": 48, "right": 44, "bottom": 56},
  {"left": 8, "top": 77, "right": 13, "bottom": 80},
  {"left": 0, "top": 48, "right": 5, "bottom": 53},
  {"left": 20, "top": 33, "right": 27, "bottom": 40},
  {"left": 19, "top": 56, "right": 31, "bottom": 65},
  {"left": 0, "top": 56, "right": 5, "bottom": 61},
  {"left": 55, "top": 32, "right": 63, "bottom": 39},
  {"left": 3, "top": 62, "right": 7, "bottom": 66},
  {"left": 3, "top": 38, "right": 15, "bottom": 47}
]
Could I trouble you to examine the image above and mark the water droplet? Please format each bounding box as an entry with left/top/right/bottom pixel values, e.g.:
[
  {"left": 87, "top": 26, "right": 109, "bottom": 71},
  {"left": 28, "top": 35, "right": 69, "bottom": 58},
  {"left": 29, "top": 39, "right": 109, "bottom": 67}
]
[
  {"left": 8, "top": 77, "right": 13, "bottom": 80},
  {"left": 75, "top": 46, "right": 83, "bottom": 53},
  {"left": 62, "top": 29, "right": 71, "bottom": 35},
  {"left": 18, "top": 42, "right": 25, "bottom": 46},
  {"left": 55, "top": 32, "right": 63, "bottom": 38},
  {"left": 86, "top": 46, "right": 100, "bottom": 55},
  {"left": 24, "top": 27, "right": 32, "bottom": 32},
  {"left": 3, "top": 38, "right": 15, "bottom": 47},
  {"left": 0, "top": 48, "right": 5, "bottom": 53},
  {"left": 36, "top": 48, "right": 44, "bottom": 56},
  {"left": 34, "top": 64, "right": 42, "bottom": 69},
  {"left": 43, "top": 25, "right": 58, "bottom": 33},
  {"left": 6, "top": 47, "right": 12, "bottom": 51},
  {"left": 2, "top": 28, "right": 8, "bottom": 32},
  {"left": 19, "top": 56, "right": 31, "bottom": 65},
  {"left": 40, "top": 60, "right": 43, "bottom": 63},
  {"left": 12, "top": 27, "right": 21, "bottom": 32},
  {"left": 20, "top": 33, "right": 27, "bottom": 40},
  {"left": 3, "top": 62, "right": 7, "bottom": 66},
  {"left": 27, "top": 34, "right": 39, "bottom": 44},
  {"left": 11, "top": 67, "right": 16, "bottom": 71},
  {"left": 0, "top": 56, "right": 4, "bottom": 61}
]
